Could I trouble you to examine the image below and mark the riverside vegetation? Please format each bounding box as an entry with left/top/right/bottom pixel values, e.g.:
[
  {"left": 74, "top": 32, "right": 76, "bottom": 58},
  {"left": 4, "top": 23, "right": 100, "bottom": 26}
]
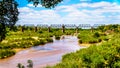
[
  {"left": 1, "top": 24, "right": 120, "bottom": 68},
  {"left": 47, "top": 24, "right": 120, "bottom": 68},
  {"left": 0, "top": 26, "right": 76, "bottom": 59}
]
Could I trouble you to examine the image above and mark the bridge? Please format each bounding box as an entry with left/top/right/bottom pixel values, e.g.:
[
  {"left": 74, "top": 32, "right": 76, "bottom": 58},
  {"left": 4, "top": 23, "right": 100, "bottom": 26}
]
[
  {"left": 16, "top": 24, "right": 105, "bottom": 29},
  {"left": 15, "top": 24, "right": 105, "bottom": 33}
]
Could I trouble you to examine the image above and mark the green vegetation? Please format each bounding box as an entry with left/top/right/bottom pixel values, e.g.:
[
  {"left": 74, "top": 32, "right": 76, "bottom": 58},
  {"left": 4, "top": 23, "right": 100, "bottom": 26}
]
[
  {"left": 0, "top": 0, "right": 19, "bottom": 42},
  {"left": 28, "top": 0, "right": 63, "bottom": 8},
  {"left": 1, "top": 24, "right": 120, "bottom": 68},
  {"left": 49, "top": 24, "right": 120, "bottom": 68},
  {"left": 0, "top": 26, "right": 76, "bottom": 59},
  {"left": 17, "top": 60, "right": 33, "bottom": 68},
  {"left": 0, "top": 49, "right": 15, "bottom": 59},
  {"left": 77, "top": 30, "right": 108, "bottom": 44}
]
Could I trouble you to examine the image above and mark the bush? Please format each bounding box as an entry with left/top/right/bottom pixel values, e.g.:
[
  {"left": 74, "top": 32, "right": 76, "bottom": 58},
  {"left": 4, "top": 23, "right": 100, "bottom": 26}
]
[
  {"left": 55, "top": 36, "right": 60, "bottom": 40},
  {"left": 38, "top": 30, "right": 43, "bottom": 33},
  {"left": 93, "top": 32, "right": 100, "bottom": 38},
  {"left": 37, "top": 39, "right": 46, "bottom": 45},
  {"left": 78, "top": 39, "right": 82, "bottom": 44},
  {"left": 98, "top": 39, "right": 102, "bottom": 42},
  {"left": 78, "top": 30, "right": 107, "bottom": 44},
  {"left": 0, "top": 49, "right": 16, "bottom": 59},
  {"left": 46, "top": 38, "right": 53, "bottom": 43}
]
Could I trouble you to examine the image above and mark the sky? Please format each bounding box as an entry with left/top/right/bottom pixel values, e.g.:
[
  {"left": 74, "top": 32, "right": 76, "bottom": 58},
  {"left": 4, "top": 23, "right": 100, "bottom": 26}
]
[{"left": 16, "top": 0, "right": 120, "bottom": 25}]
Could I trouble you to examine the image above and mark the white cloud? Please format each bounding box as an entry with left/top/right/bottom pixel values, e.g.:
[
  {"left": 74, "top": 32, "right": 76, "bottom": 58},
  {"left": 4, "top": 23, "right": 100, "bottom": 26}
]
[
  {"left": 17, "top": 1, "right": 120, "bottom": 25},
  {"left": 27, "top": 4, "right": 42, "bottom": 7},
  {"left": 18, "top": 7, "right": 63, "bottom": 25},
  {"left": 69, "top": 2, "right": 114, "bottom": 8}
]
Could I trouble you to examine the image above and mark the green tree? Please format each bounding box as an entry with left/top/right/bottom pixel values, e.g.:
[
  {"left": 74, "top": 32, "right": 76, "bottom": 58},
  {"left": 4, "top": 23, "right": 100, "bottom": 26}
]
[{"left": 0, "top": 0, "right": 19, "bottom": 42}]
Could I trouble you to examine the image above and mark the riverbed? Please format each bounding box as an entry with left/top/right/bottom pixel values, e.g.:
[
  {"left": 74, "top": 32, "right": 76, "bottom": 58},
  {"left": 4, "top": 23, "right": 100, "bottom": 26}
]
[{"left": 0, "top": 36, "right": 85, "bottom": 68}]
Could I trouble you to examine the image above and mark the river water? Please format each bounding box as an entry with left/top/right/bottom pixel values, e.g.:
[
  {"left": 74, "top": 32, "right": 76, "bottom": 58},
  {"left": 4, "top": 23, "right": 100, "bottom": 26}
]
[{"left": 0, "top": 36, "right": 85, "bottom": 68}]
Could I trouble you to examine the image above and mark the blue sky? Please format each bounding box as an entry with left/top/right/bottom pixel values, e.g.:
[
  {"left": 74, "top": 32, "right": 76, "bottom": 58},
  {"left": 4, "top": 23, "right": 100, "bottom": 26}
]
[
  {"left": 16, "top": 0, "right": 120, "bottom": 7},
  {"left": 16, "top": 0, "right": 120, "bottom": 25}
]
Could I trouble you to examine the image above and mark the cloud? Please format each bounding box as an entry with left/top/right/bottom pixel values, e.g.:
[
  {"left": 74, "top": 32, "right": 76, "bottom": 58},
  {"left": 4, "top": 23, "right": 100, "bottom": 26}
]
[
  {"left": 17, "top": 1, "right": 120, "bottom": 25},
  {"left": 18, "top": 7, "right": 63, "bottom": 25},
  {"left": 27, "top": 4, "right": 42, "bottom": 7}
]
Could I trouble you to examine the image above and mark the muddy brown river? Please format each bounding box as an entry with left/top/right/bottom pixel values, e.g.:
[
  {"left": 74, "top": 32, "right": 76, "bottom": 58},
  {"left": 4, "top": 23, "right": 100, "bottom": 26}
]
[{"left": 0, "top": 36, "right": 85, "bottom": 68}]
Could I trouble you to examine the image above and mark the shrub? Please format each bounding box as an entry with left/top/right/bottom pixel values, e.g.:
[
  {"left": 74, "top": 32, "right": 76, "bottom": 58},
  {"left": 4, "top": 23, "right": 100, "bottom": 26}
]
[
  {"left": 38, "top": 30, "right": 43, "bottom": 33},
  {"left": 46, "top": 38, "right": 53, "bottom": 43},
  {"left": 93, "top": 32, "right": 100, "bottom": 38},
  {"left": 0, "top": 49, "right": 16, "bottom": 59},
  {"left": 38, "top": 39, "right": 46, "bottom": 45},
  {"left": 98, "top": 39, "right": 102, "bottom": 42},
  {"left": 78, "top": 39, "right": 82, "bottom": 44},
  {"left": 55, "top": 36, "right": 60, "bottom": 40}
]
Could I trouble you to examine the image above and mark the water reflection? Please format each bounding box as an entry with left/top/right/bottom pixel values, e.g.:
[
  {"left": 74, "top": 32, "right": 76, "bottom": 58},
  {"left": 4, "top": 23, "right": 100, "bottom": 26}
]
[{"left": 32, "top": 46, "right": 53, "bottom": 51}]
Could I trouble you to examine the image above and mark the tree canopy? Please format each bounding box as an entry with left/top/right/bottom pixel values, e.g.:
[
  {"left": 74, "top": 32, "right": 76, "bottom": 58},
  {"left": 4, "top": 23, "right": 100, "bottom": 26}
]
[
  {"left": 27, "top": 0, "right": 63, "bottom": 8},
  {"left": 0, "top": 0, "right": 19, "bottom": 41}
]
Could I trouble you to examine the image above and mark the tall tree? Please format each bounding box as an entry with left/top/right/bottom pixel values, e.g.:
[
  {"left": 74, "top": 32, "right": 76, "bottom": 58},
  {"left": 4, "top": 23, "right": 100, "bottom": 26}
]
[{"left": 0, "top": 0, "right": 19, "bottom": 42}]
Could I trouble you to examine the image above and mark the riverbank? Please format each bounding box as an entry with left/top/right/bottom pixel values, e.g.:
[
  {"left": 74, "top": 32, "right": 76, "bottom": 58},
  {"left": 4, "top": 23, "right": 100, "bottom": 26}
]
[
  {"left": 79, "top": 41, "right": 104, "bottom": 47},
  {"left": 0, "top": 36, "right": 82, "bottom": 68},
  {"left": 0, "top": 28, "right": 71, "bottom": 59}
]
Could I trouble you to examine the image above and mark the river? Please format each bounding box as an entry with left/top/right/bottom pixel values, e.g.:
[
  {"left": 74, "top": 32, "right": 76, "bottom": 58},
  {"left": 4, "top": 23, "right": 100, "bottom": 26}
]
[{"left": 0, "top": 36, "right": 85, "bottom": 68}]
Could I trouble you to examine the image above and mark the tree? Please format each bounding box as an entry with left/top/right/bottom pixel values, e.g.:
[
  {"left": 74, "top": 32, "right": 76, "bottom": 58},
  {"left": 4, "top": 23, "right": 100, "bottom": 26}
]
[
  {"left": 0, "top": 0, "right": 19, "bottom": 42},
  {"left": 27, "top": 0, "right": 63, "bottom": 8}
]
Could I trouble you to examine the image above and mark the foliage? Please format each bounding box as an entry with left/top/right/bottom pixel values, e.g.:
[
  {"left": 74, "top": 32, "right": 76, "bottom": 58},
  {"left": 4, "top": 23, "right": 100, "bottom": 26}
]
[
  {"left": 51, "top": 33, "right": 120, "bottom": 68},
  {"left": 65, "top": 29, "right": 75, "bottom": 35},
  {"left": 0, "top": 49, "right": 15, "bottom": 59},
  {"left": 27, "top": 60, "right": 33, "bottom": 68},
  {"left": 77, "top": 30, "right": 108, "bottom": 44},
  {"left": 17, "top": 60, "right": 33, "bottom": 68},
  {"left": 0, "top": 23, "right": 6, "bottom": 42},
  {"left": 27, "top": 0, "right": 63, "bottom": 8},
  {"left": 97, "top": 24, "right": 120, "bottom": 33},
  {"left": 93, "top": 32, "right": 100, "bottom": 38},
  {"left": 0, "top": 0, "right": 19, "bottom": 42},
  {"left": 55, "top": 36, "right": 60, "bottom": 40},
  {"left": 46, "top": 38, "right": 53, "bottom": 43},
  {"left": 78, "top": 30, "right": 98, "bottom": 44},
  {"left": 17, "top": 63, "right": 25, "bottom": 68}
]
